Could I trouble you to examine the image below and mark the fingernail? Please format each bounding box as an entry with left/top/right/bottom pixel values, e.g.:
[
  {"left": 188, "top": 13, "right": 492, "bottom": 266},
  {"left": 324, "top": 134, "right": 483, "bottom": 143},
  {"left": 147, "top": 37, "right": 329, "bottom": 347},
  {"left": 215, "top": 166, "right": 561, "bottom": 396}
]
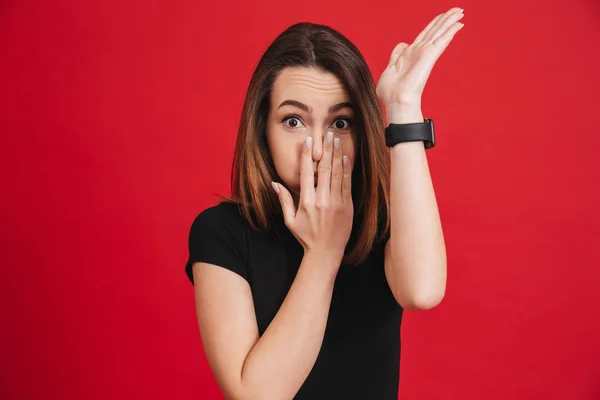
[
  {"left": 334, "top": 137, "right": 340, "bottom": 149},
  {"left": 326, "top": 131, "right": 333, "bottom": 143},
  {"left": 306, "top": 137, "right": 313, "bottom": 148},
  {"left": 271, "top": 181, "right": 280, "bottom": 194},
  {"left": 343, "top": 155, "right": 349, "bottom": 167}
]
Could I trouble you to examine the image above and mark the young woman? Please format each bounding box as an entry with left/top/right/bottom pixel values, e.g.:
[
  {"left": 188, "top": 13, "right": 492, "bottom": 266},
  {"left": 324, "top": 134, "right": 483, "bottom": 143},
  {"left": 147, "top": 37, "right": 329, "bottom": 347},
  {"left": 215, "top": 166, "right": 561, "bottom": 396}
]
[{"left": 186, "top": 7, "right": 463, "bottom": 399}]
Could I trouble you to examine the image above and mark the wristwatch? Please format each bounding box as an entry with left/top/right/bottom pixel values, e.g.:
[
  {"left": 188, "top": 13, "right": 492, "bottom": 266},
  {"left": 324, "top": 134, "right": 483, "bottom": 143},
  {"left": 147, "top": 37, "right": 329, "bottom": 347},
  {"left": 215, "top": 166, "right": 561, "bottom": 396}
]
[{"left": 384, "top": 118, "right": 435, "bottom": 149}]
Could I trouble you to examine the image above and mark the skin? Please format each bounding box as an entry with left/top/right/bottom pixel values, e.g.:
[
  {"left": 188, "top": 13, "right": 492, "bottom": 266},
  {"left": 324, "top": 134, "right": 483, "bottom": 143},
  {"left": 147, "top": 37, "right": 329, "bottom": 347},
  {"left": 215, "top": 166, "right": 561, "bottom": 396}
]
[
  {"left": 377, "top": 7, "right": 463, "bottom": 309},
  {"left": 266, "top": 66, "right": 356, "bottom": 261},
  {"left": 192, "top": 7, "right": 463, "bottom": 399},
  {"left": 266, "top": 66, "right": 357, "bottom": 201}
]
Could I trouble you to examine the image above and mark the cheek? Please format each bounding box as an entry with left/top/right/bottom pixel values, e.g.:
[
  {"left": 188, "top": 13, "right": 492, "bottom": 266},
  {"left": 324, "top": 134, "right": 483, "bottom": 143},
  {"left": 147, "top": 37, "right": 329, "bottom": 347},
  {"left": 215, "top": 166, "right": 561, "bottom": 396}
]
[{"left": 268, "top": 132, "right": 304, "bottom": 181}]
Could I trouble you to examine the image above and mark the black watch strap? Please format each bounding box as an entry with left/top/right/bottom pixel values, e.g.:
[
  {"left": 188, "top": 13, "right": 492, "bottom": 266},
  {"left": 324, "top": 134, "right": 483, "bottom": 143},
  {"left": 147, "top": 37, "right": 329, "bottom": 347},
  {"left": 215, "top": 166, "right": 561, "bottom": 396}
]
[{"left": 385, "top": 118, "right": 435, "bottom": 149}]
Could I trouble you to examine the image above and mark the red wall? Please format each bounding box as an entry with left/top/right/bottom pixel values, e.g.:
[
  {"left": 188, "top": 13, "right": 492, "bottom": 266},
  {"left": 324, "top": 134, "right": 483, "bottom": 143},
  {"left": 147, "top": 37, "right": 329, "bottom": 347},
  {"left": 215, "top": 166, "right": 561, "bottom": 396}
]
[{"left": 2, "top": 0, "right": 599, "bottom": 399}]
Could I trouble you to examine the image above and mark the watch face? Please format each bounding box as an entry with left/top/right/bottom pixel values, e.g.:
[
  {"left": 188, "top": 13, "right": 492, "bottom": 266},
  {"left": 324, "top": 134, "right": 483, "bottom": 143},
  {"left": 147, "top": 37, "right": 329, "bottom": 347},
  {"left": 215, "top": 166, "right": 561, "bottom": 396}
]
[{"left": 426, "top": 118, "right": 435, "bottom": 149}]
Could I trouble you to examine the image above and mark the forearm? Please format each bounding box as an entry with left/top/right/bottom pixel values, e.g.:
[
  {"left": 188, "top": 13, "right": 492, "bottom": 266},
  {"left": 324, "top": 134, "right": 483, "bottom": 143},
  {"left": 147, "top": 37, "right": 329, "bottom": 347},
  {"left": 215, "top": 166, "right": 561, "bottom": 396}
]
[
  {"left": 239, "top": 254, "right": 338, "bottom": 400},
  {"left": 387, "top": 106, "right": 446, "bottom": 308}
]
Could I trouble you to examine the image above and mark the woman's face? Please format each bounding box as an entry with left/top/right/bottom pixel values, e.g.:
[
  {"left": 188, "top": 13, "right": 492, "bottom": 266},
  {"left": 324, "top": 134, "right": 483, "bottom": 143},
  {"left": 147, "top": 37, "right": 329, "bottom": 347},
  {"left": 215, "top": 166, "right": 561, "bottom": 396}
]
[{"left": 266, "top": 66, "right": 357, "bottom": 199}]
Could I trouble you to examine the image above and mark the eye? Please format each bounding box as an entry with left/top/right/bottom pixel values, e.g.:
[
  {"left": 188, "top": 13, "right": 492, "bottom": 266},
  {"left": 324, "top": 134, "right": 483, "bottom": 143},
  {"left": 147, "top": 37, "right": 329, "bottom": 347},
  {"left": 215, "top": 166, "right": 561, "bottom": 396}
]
[
  {"left": 332, "top": 118, "right": 352, "bottom": 130},
  {"left": 281, "top": 115, "right": 304, "bottom": 128}
]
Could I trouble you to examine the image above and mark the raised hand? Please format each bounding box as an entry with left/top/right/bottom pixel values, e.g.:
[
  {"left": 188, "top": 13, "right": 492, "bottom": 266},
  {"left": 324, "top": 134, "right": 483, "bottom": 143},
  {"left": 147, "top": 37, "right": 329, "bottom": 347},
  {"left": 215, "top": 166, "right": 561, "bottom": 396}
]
[
  {"left": 272, "top": 131, "right": 354, "bottom": 267},
  {"left": 376, "top": 7, "right": 465, "bottom": 113}
]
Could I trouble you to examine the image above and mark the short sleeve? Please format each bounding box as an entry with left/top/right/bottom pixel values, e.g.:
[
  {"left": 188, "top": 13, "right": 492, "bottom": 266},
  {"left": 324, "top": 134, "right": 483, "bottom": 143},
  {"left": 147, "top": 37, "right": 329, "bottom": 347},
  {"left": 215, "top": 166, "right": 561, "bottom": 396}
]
[{"left": 185, "top": 203, "right": 248, "bottom": 285}]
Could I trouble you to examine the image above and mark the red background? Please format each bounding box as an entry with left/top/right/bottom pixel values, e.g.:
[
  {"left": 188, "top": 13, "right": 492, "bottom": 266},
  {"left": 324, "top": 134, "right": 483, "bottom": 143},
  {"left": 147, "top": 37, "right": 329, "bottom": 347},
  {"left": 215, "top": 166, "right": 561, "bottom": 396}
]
[{"left": 2, "top": 0, "right": 599, "bottom": 399}]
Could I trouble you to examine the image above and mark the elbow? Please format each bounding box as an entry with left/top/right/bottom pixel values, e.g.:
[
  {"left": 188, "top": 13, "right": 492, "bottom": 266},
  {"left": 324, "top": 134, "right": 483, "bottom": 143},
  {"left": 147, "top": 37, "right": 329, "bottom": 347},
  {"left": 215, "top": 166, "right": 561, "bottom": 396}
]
[
  {"left": 400, "top": 264, "right": 447, "bottom": 311},
  {"left": 400, "top": 289, "right": 445, "bottom": 311},
  {"left": 227, "top": 375, "right": 281, "bottom": 400}
]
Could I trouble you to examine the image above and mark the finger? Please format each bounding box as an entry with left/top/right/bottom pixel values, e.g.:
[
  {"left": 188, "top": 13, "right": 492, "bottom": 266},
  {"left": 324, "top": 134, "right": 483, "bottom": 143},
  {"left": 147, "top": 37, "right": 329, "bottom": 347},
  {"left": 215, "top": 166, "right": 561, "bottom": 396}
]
[
  {"left": 432, "top": 21, "right": 464, "bottom": 50},
  {"left": 413, "top": 13, "right": 444, "bottom": 44},
  {"left": 387, "top": 42, "right": 409, "bottom": 69},
  {"left": 342, "top": 155, "right": 351, "bottom": 204},
  {"left": 271, "top": 182, "right": 296, "bottom": 225},
  {"left": 414, "top": 7, "right": 461, "bottom": 44},
  {"left": 423, "top": 9, "right": 463, "bottom": 43},
  {"left": 316, "top": 131, "right": 334, "bottom": 200},
  {"left": 422, "top": 8, "right": 462, "bottom": 42},
  {"left": 300, "top": 136, "right": 315, "bottom": 203},
  {"left": 431, "top": 11, "right": 464, "bottom": 45},
  {"left": 330, "top": 136, "right": 343, "bottom": 202}
]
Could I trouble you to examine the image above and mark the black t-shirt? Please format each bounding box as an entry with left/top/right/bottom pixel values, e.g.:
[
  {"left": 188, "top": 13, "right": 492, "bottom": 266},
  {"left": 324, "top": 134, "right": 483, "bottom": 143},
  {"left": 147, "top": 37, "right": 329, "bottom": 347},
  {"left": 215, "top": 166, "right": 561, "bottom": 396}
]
[{"left": 185, "top": 201, "right": 403, "bottom": 399}]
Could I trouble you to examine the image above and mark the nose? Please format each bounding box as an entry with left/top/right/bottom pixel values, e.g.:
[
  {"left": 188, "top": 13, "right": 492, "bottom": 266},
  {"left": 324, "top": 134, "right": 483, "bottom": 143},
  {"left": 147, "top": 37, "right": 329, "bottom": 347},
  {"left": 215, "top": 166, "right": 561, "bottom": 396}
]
[{"left": 311, "top": 131, "right": 325, "bottom": 170}]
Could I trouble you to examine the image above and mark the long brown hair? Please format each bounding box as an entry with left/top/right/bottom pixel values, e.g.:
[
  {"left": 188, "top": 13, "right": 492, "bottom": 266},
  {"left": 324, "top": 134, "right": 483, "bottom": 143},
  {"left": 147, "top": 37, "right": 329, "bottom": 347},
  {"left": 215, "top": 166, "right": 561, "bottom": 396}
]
[{"left": 224, "top": 22, "right": 390, "bottom": 266}]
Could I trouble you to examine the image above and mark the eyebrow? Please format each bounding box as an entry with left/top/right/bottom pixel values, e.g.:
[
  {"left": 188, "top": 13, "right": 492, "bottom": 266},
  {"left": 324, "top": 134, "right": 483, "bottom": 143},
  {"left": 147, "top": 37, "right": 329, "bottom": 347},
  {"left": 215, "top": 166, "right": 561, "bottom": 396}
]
[{"left": 277, "top": 99, "right": 354, "bottom": 114}]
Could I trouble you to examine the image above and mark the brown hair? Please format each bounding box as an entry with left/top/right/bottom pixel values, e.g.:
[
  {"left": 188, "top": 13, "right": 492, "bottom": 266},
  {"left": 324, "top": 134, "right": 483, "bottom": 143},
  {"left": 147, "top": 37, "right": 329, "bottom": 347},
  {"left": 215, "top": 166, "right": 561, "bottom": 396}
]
[{"left": 224, "top": 22, "right": 390, "bottom": 266}]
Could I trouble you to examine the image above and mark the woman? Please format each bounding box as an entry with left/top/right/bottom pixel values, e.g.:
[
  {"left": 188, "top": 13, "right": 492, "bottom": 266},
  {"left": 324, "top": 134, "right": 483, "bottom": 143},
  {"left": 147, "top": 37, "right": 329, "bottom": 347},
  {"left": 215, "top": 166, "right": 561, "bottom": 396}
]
[{"left": 186, "top": 7, "right": 463, "bottom": 399}]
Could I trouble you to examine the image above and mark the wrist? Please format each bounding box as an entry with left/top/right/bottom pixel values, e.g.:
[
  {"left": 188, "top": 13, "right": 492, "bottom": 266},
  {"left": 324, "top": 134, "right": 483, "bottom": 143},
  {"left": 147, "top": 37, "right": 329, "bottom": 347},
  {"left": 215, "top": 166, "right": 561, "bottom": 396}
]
[
  {"left": 390, "top": 141, "right": 425, "bottom": 153},
  {"left": 385, "top": 103, "right": 423, "bottom": 125},
  {"left": 303, "top": 250, "right": 343, "bottom": 270}
]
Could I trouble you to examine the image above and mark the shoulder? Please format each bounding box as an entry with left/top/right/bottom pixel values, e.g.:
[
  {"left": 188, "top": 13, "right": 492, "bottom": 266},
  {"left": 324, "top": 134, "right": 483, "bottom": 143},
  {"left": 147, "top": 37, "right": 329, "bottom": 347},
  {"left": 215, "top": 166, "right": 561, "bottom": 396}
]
[
  {"left": 185, "top": 201, "right": 252, "bottom": 284},
  {"left": 188, "top": 201, "right": 251, "bottom": 256},
  {"left": 190, "top": 201, "right": 249, "bottom": 235},
  {"left": 193, "top": 200, "right": 244, "bottom": 222}
]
